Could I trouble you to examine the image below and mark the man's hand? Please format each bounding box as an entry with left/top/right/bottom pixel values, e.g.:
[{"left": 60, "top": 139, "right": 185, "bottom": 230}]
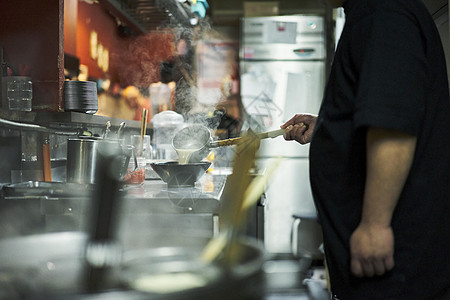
[
  {"left": 350, "top": 223, "right": 395, "bottom": 277},
  {"left": 349, "top": 127, "right": 416, "bottom": 278},
  {"left": 281, "top": 114, "right": 317, "bottom": 144}
]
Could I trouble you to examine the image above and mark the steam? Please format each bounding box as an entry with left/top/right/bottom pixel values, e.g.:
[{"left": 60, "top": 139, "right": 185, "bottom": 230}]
[
  {"left": 114, "top": 33, "right": 174, "bottom": 87},
  {"left": 113, "top": 6, "right": 238, "bottom": 168}
]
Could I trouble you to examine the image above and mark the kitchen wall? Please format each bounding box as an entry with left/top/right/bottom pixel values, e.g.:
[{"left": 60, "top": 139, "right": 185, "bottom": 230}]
[
  {"left": 209, "top": 0, "right": 326, "bottom": 26},
  {"left": 66, "top": 1, "right": 175, "bottom": 88}
]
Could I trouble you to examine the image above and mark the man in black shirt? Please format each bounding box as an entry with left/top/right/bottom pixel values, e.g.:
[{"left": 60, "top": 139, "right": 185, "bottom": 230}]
[{"left": 282, "top": 0, "right": 450, "bottom": 298}]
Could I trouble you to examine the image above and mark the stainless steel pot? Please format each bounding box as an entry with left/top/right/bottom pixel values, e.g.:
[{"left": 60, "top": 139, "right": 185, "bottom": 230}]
[
  {"left": 66, "top": 137, "right": 132, "bottom": 184},
  {"left": 66, "top": 137, "right": 101, "bottom": 184}
]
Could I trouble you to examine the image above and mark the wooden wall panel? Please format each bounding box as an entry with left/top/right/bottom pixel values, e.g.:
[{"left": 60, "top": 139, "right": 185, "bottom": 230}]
[
  {"left": 0, "top": 0, "right": 64, "bottom": 111},
  {"left": 64, "top": 0, "right": 78, "bottom": 56}
]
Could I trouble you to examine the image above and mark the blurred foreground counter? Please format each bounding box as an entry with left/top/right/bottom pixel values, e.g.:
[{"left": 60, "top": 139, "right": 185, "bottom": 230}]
[{"left": 0, "top": 173, "right": 327, "bottom": 299}]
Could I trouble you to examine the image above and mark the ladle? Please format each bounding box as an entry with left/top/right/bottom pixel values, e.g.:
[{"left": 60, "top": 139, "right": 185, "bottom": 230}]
[
  {"left": 172, "top": 124, "right": 286, "bottom": 164},
  {"left": 210, "top": 128, "right": 286, "bottom": 147}
]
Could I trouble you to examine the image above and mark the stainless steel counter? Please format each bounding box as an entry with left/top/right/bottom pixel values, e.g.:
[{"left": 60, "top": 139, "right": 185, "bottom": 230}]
[
  {"left": 116, "top": 175, "right": 226, "bottom": 250},
  {"left": 122, "top": 173, "right": 226, "bottom": 214},
  {"left": 0, "top": 174, "right": 227, "bottom": 239}
]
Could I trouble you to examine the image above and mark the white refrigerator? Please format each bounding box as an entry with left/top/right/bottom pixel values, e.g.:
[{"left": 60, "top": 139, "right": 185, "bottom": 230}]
[{"left": 240, "top": 15, "right": 326, "bottom": 253}]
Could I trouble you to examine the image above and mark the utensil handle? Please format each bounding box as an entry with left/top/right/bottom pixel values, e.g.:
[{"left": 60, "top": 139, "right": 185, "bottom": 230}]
[
  {"left": 258, "top": 128, "right": 286, "bottom": 139},
  {"left": 103, "top": 121, "right": 111, "bottom": 139},
  {"left": 117, "top": 122, "right": 126, "bottom": 140},
  {"left": 209, "top": 137, "right": 242, "bottom": 148},
  {"left": 140, "top": 108, "right": 148, "bottom": 137},
  {"left": 209, "top": 128, "right": 286, "bottom": 147}
]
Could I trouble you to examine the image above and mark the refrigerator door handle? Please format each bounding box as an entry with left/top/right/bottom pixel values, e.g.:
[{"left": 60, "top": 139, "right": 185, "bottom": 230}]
[{"left": 293, "top": 48, "right": 316, "bottom": 57}]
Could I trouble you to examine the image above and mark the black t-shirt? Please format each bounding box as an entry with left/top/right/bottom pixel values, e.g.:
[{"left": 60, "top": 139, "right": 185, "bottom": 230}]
[{"left": 310, "top": 0, "right": 450, "bottom": 298}]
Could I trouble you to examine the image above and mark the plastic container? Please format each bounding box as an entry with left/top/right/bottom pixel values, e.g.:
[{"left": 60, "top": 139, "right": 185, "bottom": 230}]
[
  {"left": 151, "top": 111, "right": 184, "bottom": 160},
  {"left": 130, "top": 135, "right": 152, "bottom": 159},
  {"left": 130, "top": 135, "right": 155, "bottom": 180},
  {"left": 7, "top": 76, "right": 32, "bottom": 111},
  {"left": 149, "top": 82, "right": 172, "bottom": 116}
]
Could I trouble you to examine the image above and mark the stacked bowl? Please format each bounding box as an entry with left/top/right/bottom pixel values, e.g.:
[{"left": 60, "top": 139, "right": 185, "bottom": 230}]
[{"left": 64, "top": 80, "right": 98, "bottom": 114}]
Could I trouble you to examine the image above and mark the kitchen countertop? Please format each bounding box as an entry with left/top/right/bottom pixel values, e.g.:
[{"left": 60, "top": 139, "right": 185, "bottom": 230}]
[
  {"left": 121, "top": 173, "right": 227, "bottom": 215},
  {"left": 0, "top": 173, "right": 228, "bottom": 239}
]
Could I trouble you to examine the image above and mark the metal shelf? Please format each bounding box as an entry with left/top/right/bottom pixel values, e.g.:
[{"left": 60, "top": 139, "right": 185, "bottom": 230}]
[
  {"left": 98, "top": 0, "right": 196, "bottom": 34},
  {"left": 0, "top": 109, "right": 143, "bottom": 134}
]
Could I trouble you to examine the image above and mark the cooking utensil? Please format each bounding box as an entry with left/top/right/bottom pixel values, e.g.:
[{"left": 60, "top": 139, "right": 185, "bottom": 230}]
[
  {"left": 117, "top": 121, "right": 126, "bottom": 140},
  {"left": 201, "top": 156, "right": 282, "bottom": 264},
  {"left": 242, "top": 157, "right": 283, "bottom": 211},
  {"left": 66, "top": 137, "right": 101, "bottom": 184},
  {"left": 139, "top": 108, "right": 148, "bottom": 154},
  {"left": 103, "top": 121, "right": 111, "bottom": 139},
  {"left": 132, "top": 146, "right": 139, "bottom": 172},
  {"left": 150, "top": 161, "right": 211, "bottom": 187},
  {"left": 66, "top": 137, "right": 132, "bottom": 184},
  {"left": 140, "top": 108, "right": 148, "bottom": 137},
  {"left": 210, "top": 128, "right": 286, "bottom": 147},
  {"left": 172, "top": 124, "right": 286, "bottom": 163},
  {"left": 201, "top": 131, "right": 260, "bottom": 266}
]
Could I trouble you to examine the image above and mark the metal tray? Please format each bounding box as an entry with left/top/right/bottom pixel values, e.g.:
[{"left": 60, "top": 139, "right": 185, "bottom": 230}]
[{"left": 2, "top": 181, "right": 95, "bottom": 197}]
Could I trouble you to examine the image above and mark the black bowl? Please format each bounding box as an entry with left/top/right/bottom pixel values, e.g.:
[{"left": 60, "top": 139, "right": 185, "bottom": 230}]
[{"left": 150, "top": 161, "right": 211, "bottom": 187}]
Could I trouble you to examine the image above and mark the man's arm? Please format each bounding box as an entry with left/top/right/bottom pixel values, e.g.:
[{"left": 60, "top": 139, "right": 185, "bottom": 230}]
[{"left": 350, "top": 127, "right": 417, "bottom": 277}]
